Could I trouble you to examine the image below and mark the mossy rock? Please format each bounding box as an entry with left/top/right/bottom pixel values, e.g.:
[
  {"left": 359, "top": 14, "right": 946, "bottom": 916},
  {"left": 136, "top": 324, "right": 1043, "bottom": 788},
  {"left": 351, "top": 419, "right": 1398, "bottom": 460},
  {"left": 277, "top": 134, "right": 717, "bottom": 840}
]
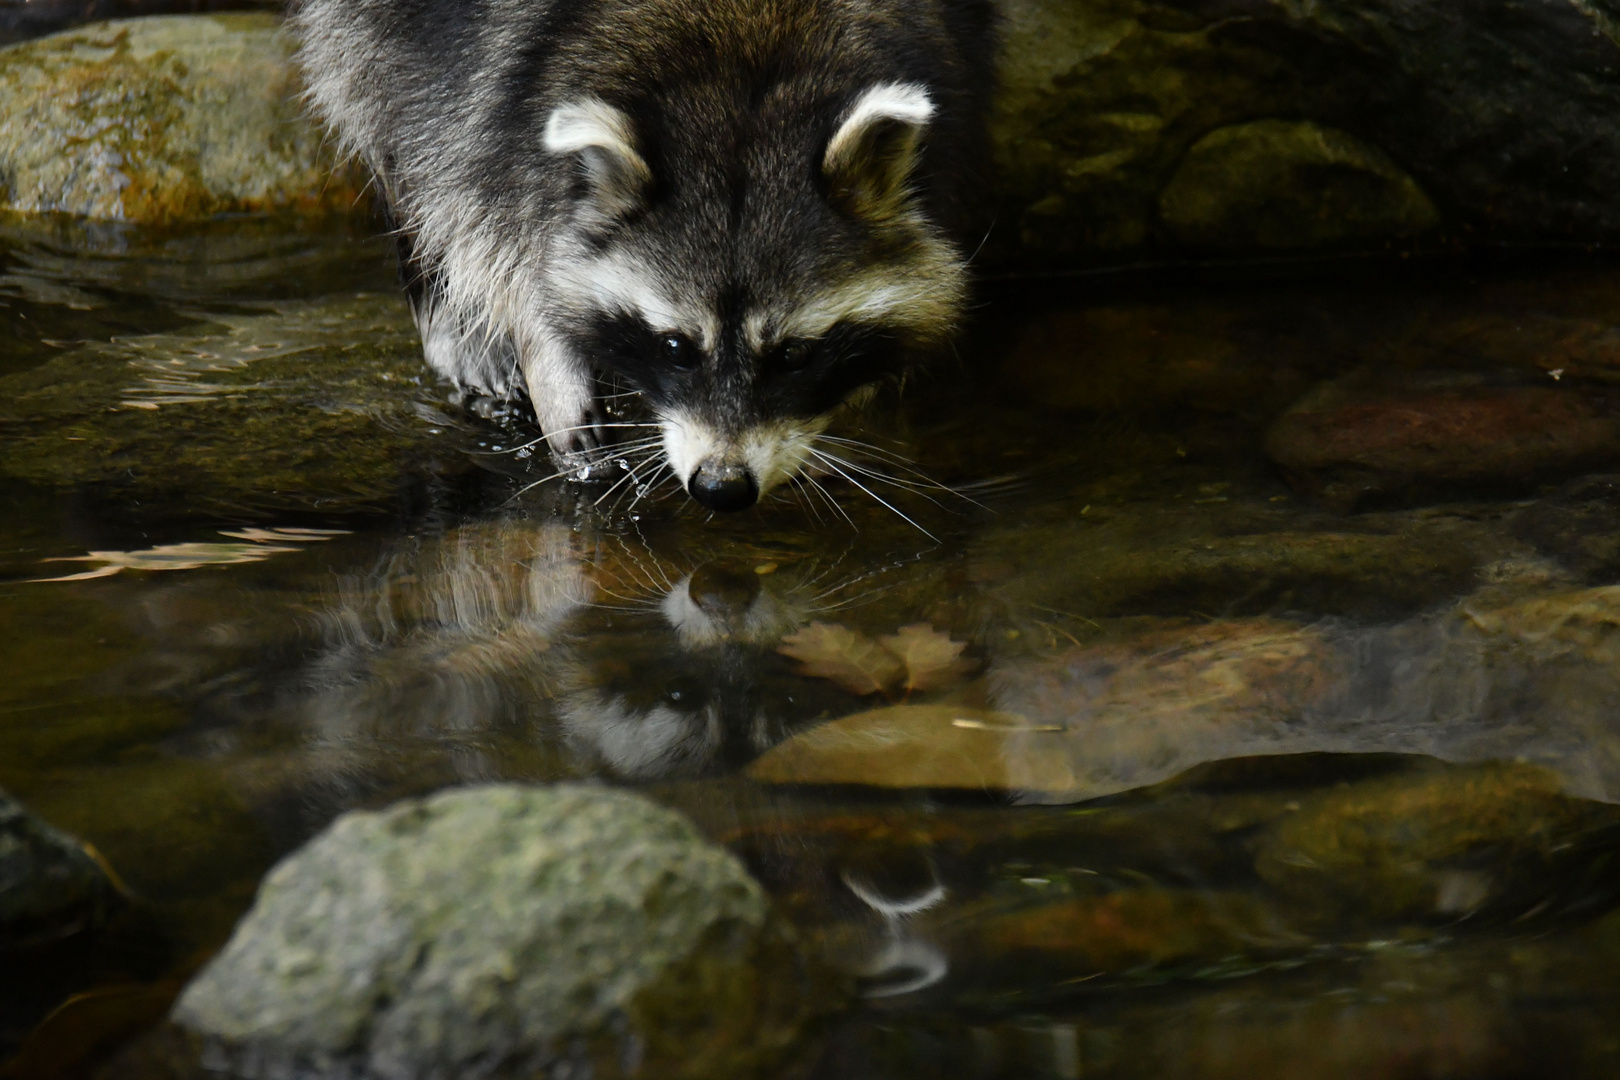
[
  {"left": 1254, "top": 761, "right": 1614, "bottom": 924},
  {"left": 172, "top": 784, "right": 840, "bottom": 1080},
  {"left": 0, "top": 15, "right": 363, "bottom": 222},
  {"left": 0, "top": 293, "right": 469, "bottom": 515},
  {"left": 1159, "top": 120, "right": 1438, "bottom": 250},
  {"left": 987, "top": 0, "right": 1620, "bottom": 261}
]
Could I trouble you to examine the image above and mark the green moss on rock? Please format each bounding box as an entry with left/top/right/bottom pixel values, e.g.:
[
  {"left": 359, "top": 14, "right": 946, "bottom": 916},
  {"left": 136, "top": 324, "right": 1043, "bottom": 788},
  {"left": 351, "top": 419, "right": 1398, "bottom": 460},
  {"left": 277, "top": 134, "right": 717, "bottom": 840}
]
[
  {"left": 0, "top": 293, "right": 461, "bottom": 515},
  {"left": 172, "top": 784, "right": 840, "bottom": 1080},
  {"left": 1159, "top": 120, "right": 1438, "bottom": 249},
  {"left": 1254, "top": 761, "right": 1611, "bottom": 923}
]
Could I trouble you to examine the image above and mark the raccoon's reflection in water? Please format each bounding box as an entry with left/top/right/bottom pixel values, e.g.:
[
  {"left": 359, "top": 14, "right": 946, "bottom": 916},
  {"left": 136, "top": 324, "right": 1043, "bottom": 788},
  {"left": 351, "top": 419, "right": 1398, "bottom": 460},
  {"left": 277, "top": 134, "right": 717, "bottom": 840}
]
[{"left": 266, "top": 519, "right": 859, "bottom": 791}]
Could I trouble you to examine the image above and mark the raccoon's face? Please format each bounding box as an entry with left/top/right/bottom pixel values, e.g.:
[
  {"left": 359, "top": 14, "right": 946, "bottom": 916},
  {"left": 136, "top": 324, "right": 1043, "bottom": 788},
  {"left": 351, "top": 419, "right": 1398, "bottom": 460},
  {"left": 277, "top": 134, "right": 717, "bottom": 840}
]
[{"left": 541, "top": 82, "right": 966, "bottom": 512}]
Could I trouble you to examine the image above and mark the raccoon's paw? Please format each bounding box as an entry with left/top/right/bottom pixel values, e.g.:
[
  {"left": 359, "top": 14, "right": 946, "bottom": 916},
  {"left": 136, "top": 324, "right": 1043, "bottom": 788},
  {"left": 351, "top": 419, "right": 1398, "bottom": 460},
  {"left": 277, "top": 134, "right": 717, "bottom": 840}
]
[{"left": 536, "top": 401, "right": 615, "bottom": 482}]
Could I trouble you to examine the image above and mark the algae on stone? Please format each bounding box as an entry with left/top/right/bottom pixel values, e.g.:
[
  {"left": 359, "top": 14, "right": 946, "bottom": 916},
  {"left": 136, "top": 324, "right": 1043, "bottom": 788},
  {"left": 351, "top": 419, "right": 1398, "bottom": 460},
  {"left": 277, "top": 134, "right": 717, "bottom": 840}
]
[
  {"left": 0, "top": 15, "right": 363, "bottom": 223},
  {"left": 0, "top": 292, "right": 469, "bottom": 515},
  {"left": 1254, "top": 762, "right": 1612, "bottom": 923},
  {"left": 173, "top": 783, "right": 836, "bottom": 1080}
]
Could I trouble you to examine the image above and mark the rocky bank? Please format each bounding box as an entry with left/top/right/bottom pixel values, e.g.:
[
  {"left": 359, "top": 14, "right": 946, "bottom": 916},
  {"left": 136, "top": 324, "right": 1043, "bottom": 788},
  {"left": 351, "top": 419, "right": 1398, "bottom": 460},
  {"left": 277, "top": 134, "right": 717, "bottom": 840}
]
[{"left": 0, "top": 4, "right": 1616, "bottom": 256}]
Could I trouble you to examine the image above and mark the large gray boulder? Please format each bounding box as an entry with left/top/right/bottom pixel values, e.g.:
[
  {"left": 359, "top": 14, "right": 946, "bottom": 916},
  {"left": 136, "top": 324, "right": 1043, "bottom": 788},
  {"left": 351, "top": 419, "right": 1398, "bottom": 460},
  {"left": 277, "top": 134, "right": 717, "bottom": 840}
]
[
  {"left": 172, "top": 783, "right": 834, "bottom": 1080},
  {"left": 1, "top": 786, "right": 122, "bottom": 948}
]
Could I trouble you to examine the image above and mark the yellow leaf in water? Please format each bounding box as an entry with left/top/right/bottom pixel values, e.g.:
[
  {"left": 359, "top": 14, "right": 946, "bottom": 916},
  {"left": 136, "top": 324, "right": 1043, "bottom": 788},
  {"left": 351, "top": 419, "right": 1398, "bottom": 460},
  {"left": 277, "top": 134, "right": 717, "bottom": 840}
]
[
  {"left": 879, "top": 623, "right": 975, "bottom": 692},
  {"left": 778, "top": 622, "right": 904, "bottom": 696}
]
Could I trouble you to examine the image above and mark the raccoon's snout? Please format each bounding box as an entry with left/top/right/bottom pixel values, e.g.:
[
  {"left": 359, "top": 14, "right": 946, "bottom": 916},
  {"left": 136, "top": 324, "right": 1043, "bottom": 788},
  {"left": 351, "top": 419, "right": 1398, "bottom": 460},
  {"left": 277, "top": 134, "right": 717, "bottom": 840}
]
[{"left": 688, "top": 461, "right": 759, "bottom": 512}]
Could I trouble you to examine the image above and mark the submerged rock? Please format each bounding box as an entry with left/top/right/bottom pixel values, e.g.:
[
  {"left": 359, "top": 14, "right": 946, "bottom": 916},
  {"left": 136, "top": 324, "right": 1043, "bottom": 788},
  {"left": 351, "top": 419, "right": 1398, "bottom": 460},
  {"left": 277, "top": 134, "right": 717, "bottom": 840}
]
[
  {"left": 751, "top": 620, "right": 1350, "bottom": 802},
  {"left": 173, "top": 783, "right": 834, "bottom": 1080},
  {"left": 0, "top": 786, "right": 121, "bottom": 948},
  {"left": 1266, "top": 371, "right": 1620, "bottom": 510},
  {"left": 1253, "top": 762, "right": 1611, "bottom": 923},
  {"left": 963, "top": 888, "right": 1297, "bottom": 977},
  {"left": 0, "top": 293, "right": 478, "bottom": 515},
  {"left": 0, "top": 15, "right": 362, "bottom": 222}
]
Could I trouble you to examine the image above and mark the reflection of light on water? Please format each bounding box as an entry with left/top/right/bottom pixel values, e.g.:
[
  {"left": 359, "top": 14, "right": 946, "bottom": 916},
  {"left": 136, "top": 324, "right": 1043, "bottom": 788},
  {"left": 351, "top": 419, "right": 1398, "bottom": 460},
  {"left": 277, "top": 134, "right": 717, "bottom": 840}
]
[
  {"left": 28, "top": 527, "right": 346, "bottom": 581},
  {"left": 842, "top": 861, "right": 950, "bottom": 998},
  {"left": 110, "top": 295, "right": 413, "bottom": 409}
]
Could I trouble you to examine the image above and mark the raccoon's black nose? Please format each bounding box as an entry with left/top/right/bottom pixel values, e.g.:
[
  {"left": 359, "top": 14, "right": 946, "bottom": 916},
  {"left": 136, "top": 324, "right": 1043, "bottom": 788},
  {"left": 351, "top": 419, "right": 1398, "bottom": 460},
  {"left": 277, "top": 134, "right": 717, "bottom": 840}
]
[{"left": 688, "top": 463, "right": 759, "bottom": 512}]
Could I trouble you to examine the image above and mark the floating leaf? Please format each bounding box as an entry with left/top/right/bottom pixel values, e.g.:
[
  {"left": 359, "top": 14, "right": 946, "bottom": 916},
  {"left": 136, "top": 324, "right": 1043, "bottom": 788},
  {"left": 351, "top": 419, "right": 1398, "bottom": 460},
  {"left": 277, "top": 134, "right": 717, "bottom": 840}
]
[
  {"left": 778, "top": 622, "right": 904, "bottom": 696},
  {"left": 879, "top": 623, "right": 975, "bottom": 692}
]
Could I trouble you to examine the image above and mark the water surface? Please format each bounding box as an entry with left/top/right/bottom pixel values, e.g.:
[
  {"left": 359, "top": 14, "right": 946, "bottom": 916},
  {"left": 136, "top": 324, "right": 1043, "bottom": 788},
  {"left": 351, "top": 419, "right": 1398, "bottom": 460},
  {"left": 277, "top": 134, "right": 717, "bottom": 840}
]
[{"left": 4, "top": 214, "right": 1620, "bottom": 1077}]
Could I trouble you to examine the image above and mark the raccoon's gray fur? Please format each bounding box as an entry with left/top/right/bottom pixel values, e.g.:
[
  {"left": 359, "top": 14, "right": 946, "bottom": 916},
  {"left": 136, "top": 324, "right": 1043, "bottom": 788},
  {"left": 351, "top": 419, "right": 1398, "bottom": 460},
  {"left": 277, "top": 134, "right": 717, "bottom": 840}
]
[{"left": 290, "top": 0, "right": 995, "bottom": 511}]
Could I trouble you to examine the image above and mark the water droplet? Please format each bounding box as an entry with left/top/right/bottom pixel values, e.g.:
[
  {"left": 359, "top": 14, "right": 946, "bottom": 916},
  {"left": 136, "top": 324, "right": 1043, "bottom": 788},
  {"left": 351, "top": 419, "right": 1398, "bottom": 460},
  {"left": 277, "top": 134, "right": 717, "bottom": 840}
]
[{"left": 515, "top": 448, "right": 532, "bottom": 459}]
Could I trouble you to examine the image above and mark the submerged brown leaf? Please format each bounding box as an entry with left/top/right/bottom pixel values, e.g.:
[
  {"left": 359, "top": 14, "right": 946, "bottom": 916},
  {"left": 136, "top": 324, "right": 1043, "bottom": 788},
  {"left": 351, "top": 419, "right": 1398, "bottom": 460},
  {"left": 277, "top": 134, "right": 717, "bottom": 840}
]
[
  {"left": 880, "top": 623, "right": 976, "bottom": 692},
  {"left": 779, "top": 621, "right": 975, "bottom": 697},
  {"left": 778, "top": 622, "right": 904, "bottom": 696}
]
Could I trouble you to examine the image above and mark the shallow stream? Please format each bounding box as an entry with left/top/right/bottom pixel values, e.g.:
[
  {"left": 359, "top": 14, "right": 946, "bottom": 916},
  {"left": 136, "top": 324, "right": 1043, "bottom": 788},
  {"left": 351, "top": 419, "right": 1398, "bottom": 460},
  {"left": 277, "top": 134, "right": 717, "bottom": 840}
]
[{"left": 5, "top": 214, "right": 1620, "bottom": 1077}]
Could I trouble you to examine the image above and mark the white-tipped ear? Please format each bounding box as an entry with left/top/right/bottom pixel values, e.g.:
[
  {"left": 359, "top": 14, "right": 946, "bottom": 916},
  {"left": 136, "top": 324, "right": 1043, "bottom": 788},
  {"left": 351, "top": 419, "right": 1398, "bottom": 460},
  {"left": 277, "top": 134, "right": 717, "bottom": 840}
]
[
  {"left": 544, "top": 98, "right": 652, "bottom": 220},
  {"left": 823, "top": 82, "right": 935, "bottom": 221}
]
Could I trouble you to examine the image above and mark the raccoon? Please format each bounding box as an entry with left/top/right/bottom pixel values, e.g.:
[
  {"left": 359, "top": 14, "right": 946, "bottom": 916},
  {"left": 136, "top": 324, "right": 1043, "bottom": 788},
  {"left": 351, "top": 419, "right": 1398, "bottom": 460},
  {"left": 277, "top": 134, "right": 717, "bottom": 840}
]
[{"left": 291, "top": 0, "right": 995, "bottom": 511}]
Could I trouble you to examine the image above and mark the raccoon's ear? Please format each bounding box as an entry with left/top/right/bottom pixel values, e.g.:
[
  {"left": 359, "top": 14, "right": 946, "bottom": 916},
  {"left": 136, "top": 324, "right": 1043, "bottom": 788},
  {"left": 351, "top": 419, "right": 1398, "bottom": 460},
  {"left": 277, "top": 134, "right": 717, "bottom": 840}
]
[
  {"left": 823, "top": 83, "right": 935, "bottom": 222},
  {"left": 544, "top": 99, "right": 652, "bottom": 219}
]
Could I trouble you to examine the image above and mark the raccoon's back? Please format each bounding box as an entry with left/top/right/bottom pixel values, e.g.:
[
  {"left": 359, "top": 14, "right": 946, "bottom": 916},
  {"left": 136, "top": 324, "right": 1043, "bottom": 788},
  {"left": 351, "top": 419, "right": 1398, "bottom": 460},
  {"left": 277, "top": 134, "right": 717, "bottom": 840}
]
[{"left": 290, "top": 0, "right": 995, "bottom": 232}]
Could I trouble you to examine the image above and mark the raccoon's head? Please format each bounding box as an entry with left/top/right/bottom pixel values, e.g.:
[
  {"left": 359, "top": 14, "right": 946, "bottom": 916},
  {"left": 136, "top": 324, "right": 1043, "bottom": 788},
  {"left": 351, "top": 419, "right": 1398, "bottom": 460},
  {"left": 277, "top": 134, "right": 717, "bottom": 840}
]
[{"left": 542, "top": 81, "right": 966, "bottom": 511}]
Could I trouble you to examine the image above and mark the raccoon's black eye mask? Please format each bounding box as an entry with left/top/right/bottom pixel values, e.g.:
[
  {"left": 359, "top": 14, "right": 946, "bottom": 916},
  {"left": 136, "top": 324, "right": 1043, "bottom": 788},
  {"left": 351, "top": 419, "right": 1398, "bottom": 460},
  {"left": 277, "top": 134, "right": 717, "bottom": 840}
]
[{"left": 584, "top": 314, "right": 903, "bottom": 417}]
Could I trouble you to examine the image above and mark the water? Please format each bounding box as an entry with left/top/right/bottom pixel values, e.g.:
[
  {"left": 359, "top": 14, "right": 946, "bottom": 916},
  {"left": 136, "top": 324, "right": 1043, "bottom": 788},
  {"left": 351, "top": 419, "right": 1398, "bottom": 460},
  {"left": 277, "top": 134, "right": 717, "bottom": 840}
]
[{"left": 4, "top": 213, "right": 1620, "bottom": 1077}]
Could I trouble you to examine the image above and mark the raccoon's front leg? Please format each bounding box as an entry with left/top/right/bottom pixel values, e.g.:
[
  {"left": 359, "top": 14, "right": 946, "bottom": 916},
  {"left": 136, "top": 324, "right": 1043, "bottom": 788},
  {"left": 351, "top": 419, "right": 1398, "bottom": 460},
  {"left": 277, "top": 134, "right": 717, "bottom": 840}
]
[
  {"left": 515, "top": 327, "right": 605, "bottom": 462},
  {"left": 396, "top": 231, "right": 525, "bottom": 406}
]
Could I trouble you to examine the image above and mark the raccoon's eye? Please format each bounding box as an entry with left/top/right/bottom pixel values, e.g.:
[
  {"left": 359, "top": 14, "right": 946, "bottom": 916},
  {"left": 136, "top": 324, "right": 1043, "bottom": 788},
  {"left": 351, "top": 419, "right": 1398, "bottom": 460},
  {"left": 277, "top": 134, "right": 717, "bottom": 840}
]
[
  {"left": 660, "top": 333, "right": 698, "bottom": 370},
  {"left": 778, "top": 339, "right": 817, "bottom": 372}
]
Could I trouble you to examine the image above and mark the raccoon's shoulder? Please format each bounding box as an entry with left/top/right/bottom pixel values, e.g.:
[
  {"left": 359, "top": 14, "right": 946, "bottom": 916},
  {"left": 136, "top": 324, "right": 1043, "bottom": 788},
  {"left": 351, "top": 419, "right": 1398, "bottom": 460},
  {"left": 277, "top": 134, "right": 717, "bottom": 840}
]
[{"left": 290, "top": 0, "right": 575, "bottom": 158}]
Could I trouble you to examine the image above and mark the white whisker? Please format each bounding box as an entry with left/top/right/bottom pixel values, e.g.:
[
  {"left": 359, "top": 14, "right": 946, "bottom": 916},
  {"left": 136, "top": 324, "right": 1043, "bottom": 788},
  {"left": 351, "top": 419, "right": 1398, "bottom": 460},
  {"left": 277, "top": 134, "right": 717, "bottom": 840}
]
[{"left": 808, "top": 450, "right": 937, "bottom": 540}]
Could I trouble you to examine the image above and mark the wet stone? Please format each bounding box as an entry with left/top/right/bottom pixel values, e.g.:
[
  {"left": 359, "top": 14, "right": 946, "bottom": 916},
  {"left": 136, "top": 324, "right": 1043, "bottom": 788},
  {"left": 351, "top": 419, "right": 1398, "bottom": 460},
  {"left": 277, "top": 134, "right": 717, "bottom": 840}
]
[
  {"left": 0, "top": 15, "right": 363, "bottom": 223},
  {"left": 172, "top": 783, "right": 838, "bottom": 1080},
  {"left": 0, "top": 785, "right": 121, "bottom": 948},
  {"left": 0, "top": 293, "right": 485, "bottom": 515},
  {"left": 1266, "top": 370, "right": 1620, "bottom": 510}
]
